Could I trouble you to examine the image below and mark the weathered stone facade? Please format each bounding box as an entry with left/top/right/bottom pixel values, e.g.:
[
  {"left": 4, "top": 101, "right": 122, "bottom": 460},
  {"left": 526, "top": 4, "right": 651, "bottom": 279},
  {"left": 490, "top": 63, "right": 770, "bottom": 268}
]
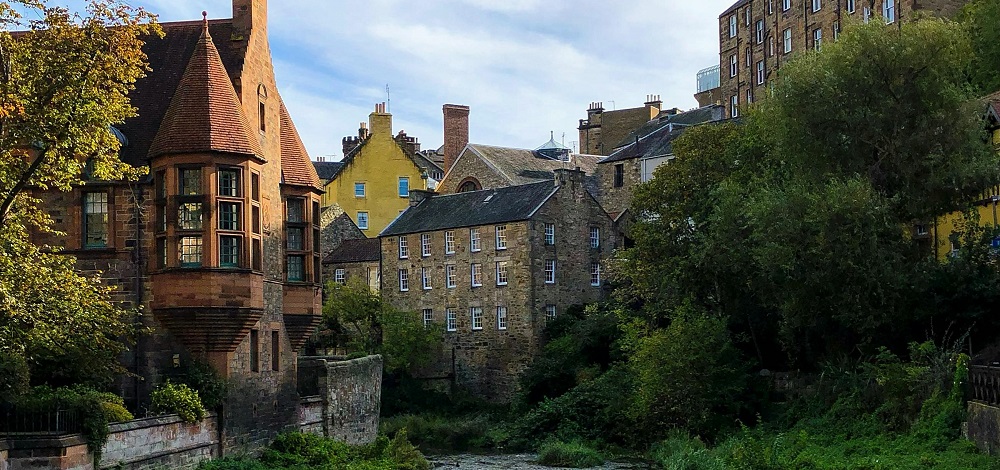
[
  {"left": 297, "top": 356, "right": 384, "bottom": 445},
  {"left": 597, "top": 158, "right": 643, "bottom": 219},
  {"left": 380, "top": 171, "right": 614, "bottom": 400},
  {"left": 718, "top": 0, "right": 969, "bottom": 119},
  {"left": 577, "top": 97, "right": 661, "bottom": 156},
  {"left": 27, "top": 0, "right": 323, "bottom": 454}
]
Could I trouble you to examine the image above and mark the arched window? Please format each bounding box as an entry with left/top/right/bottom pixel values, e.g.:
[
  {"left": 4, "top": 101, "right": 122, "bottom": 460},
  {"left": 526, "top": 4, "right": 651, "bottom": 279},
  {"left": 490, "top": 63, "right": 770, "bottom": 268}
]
[
  {"left": 257, "top": 85, "right": 268, "bottom": 132},
  {"left": 457, "top": 178, "right": 481, "bottom": 193}
]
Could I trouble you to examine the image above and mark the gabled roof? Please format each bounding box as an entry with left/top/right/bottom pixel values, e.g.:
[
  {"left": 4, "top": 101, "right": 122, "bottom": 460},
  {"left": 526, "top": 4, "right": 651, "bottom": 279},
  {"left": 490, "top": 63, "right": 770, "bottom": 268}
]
[
  {"left": 463, "top": 144, "right": 601, "bottom": 186},
  {"left": 380, "top": 181, "right": 558, "bottom": 237},
  {"left": 279, "top": 101, "right": 321, "bottom": 188},
  {"left": 323, "top": 238, "right": 380, "bottom": 264},
  {"left": 602, "top": 105, "right": 726, "bottom": 164},
  {"left": 146, "top": 20, "right": 260, "bottom": 160},
  {"left": 987, "top": 90, "right": 1000, "bottom": 125},
  {"left": 313, "top": 161, "right": 345, "bottom": 184},
  {"left": 325, "top": 126, "right": 428, "bottom": 182},
  {"left": 720, "top": 0, "right": 749, "bottom": 18}
]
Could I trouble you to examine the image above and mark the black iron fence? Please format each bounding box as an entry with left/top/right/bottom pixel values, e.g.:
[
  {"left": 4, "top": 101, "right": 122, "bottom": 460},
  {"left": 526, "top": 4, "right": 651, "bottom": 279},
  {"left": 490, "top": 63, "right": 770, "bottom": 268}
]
[
  {"left": 969, "top": 365, "right": 1000, "bottom": 406},
  {"left": 0, "top": 403, "right": 83, "bottom": 437}
]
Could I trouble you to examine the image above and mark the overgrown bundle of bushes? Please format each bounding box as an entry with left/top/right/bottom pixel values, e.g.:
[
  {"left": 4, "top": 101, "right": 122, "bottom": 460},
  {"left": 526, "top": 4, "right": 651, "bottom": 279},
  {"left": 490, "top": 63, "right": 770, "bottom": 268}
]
[{"left": 198, "top": 431, "right": 429, "bottom": 470}]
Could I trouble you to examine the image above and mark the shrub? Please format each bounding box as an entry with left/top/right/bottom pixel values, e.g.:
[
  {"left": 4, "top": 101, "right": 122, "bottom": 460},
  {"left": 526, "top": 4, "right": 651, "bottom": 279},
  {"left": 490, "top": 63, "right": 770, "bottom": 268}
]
[
  {"left": 150, "top": 381, "right": 205, "bottom": 423},
  {"left": 380, "top": 414, "right": 498, "bottom": 454},
  {"left": 197, "top": 457, "right": 269, "bottom": 470},
  {"left": 651, "top": 432, "right": 726, "bottom": 470},
  {"left": 536, "top": 441, "right": 604, "bottom": 468},
  {"left": 0, "top": 351, "right": 29, "bottom": 402},
  {"left": 257, "top": 431, "right": 429, "bottom": 470},
  {"left": 175, "top": 360, "right": 227, "bottom": 411}
]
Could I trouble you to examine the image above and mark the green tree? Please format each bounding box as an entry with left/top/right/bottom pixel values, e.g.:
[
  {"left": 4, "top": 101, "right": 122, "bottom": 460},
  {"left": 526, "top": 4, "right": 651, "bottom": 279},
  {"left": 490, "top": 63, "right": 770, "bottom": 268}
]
[
  {"left": 321, "top": 278, "right": 440, "bottom": 373},
  {"left": 961, "top": 0, "right": 1000, "bottom": 95},
  {"left": 0, "top": 1, "right": 159, "bottom": 395}
]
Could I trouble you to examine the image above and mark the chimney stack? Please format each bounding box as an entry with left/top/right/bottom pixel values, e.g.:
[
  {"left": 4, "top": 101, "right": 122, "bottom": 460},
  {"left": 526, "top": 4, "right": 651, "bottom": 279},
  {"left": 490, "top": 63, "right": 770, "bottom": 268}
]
[
  {"left": 409, "top": 189, "right": 434, "bottom": 207},
  {"left": 442, "top": 104, "right": 470, "bottom": 173}
]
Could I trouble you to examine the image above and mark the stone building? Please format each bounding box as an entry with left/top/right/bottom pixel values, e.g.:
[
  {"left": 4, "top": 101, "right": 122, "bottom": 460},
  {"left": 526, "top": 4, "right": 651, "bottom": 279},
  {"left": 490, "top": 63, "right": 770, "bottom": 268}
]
[
  {"left": 323, "top": 237, "right": 381, "bottom": 292},
  {"left": 28, "top": 0, "right": 323, "bottom": 452},
  {"left": 379, "top": 170, "right": 615, "bottom": 400},
  {"left": 577, "top": 96, "right": 663, "bottom": 156},
  {"left": 319, "top": 104, "right": 438, "bottom": 237},
  {"left": 596, "top": 105, "right": 726, "bottom": 220},
  {"left": 718, "top": 0, "right": 969, "bottom": 119},
  {"left": 436, "top": 143, "right": 602, "bottom": 195}
]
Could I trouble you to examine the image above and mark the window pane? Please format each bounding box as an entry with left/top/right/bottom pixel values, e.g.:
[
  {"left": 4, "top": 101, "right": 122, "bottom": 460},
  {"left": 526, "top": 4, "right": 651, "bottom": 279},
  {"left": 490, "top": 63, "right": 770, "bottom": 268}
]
[
  {"left": 219, "top": 202, "right": 241, "bottom": 230},
  {"left": 357, "top": 212, "right": 369, "bottom": 230},
  {"left": 83, "top": 192, "right": 108, "bottom": 248},
  {"left": 287, "top": 199, "right": 304, "bottom": 222},
  {"left": 179, "top": 168, "right": 201, "bottom": 195},
  {"left": 287, "top": 255, "right": 305, "bottom": 281},
  {"left": 398, "top": 177, "right": 409, "bottom": 197},
  {"left": 178, "top": 202, "right": 203, "bottom": 230},
  {"left": 288, "top": 227, "right": 304, "bottom": 251},
  {"left": 218, "top": 169, "right": 240, "bottom": 197},
  {"left": 355, "top": 182, "right": 366, "bottom": 197},
  {"left": 220, "top": 236, "right": 241, "bottom": 267},
  {"left": 179, "top": 236, "right": 202, "bottom": 267}
]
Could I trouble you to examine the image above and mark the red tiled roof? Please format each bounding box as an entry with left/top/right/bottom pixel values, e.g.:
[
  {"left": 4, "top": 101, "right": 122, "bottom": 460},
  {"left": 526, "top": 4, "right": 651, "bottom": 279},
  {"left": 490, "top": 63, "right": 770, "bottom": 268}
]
[
  {"left": 279, "top": 100, "right": 321, "bottom": 188},
  {"left": 147, "top": 21, "right": 261, "bottom": 159}
]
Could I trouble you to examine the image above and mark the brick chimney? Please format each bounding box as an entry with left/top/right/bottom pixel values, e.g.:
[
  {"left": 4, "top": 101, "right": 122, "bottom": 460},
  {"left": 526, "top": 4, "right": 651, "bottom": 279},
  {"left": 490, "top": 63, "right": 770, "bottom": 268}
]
[
  {"left": 442, "top": 104, "right": 469, "bottom": 173},
  {"left": 232, "top": 0, "right": 267, "bottom": 39}
]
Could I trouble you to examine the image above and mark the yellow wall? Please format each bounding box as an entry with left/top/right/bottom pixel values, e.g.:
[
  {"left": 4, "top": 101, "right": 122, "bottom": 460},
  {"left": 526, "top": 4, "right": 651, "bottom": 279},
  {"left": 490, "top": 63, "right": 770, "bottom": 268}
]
[
  {"left": 323, "top": 111, "right": 427, "bottom": 238},
  {"left": 930, "top": 130, "right": 1000, "bottom": 259}
]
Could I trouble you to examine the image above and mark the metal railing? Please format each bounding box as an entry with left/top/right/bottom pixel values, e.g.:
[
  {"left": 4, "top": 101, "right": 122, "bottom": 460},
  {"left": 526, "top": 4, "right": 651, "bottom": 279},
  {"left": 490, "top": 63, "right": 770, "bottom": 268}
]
[
  {"left": 969, "top": 365, "right": 1000, "bottom": 405},
  {"left": 0, "top": 403, "right": 83, "bottom": 437}
]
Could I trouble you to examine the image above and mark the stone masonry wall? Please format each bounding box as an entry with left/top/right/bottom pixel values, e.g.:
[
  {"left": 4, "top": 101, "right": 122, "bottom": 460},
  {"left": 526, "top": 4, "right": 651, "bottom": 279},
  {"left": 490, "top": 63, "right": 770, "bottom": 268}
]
[
  {"left": 965, "top": 401, "right": 1000, "bottom": 455},
  {"left": 437, "top": 148, "right": 512, "bottom": 194},
  {"left": 301, "top": 355, "right": 383, "bottom": 445},
  {"left": 100, "top": 414, "right": 218, "bottom": 470},
  {"left": 597, "top": 158, "right": 642, "bottom": 217}
]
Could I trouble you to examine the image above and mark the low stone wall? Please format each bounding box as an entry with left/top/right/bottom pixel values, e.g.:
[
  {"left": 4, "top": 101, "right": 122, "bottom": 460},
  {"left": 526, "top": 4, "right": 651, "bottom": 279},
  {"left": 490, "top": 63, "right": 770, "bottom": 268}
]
[
  {"left": 0, "top": 440, "right": 7, "bottom": 470},
  {"left": 298, "top": 396, "right": 324, "bottom": 435},
  {"left": 4, "top": 435, "right": 90, "bottom": 470},
  {"left": 965, "top": 401, "right": 1000, "bottom": 455},
  {"left": 299, "top": 355, "right": 383, "bottom": 445},
  {"left": 100, "top": 414, "right": 218, "bottom": 469}
]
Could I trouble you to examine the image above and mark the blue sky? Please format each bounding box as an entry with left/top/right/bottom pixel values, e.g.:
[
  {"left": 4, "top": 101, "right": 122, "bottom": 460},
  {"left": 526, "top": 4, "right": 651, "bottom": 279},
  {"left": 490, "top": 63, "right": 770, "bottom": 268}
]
[{"left": 66, "top": 1, "right": 734, "bottom": 160}]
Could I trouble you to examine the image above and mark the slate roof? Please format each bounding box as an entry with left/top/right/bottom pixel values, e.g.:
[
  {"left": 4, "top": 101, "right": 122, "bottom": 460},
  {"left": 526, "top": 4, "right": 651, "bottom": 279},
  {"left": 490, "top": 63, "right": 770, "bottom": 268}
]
[
  {"left": 987, "top": 91, "right": 1000, "bottom": 121},
  {"left": 147, "top": 21, "right": 261, "bottom": 160},
  {"left": 313, "top": 161, "right": 345, "bottom": 184},
  {"left": 602, "top": 106, "right": 726, "bottom": 164},
  {"left": 380, "top": 181, "right": 557, "bottom": 236},
  {"left": 323, "top": 238, "right": 380, "bottom": 264},
  {"left": 721, "top": 0, "right": 749, "bottom": 17},
  {"left": 465, "top": 144, "right": 602, "bottom": 186},
  {"left": 278, "top": 100, "right": 321, "bottom": 187},
  {"left": 119, "top": 19, "right": 247, "bottom": 166}
]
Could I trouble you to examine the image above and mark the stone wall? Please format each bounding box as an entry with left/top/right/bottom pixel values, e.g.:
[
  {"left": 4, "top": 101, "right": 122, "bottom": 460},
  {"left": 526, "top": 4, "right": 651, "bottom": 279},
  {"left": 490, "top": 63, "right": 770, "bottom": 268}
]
[
  {"left": 436, "top": 147, "right": 513, "bottom": 194},
  {"left": 596, "top": 158, "right": 642, "bottom": 218},
  {"left": 298, "top": 355, "right": 383, "bottom": 445},
  {"left": 101, "top": 414, "right": 218, "bottom": 469},
  {"left": 297, "top": 396, "right": 324, "bottom": 435},
  {"left": 965, "top": 401, "right": 1000, "bottom": 455}
]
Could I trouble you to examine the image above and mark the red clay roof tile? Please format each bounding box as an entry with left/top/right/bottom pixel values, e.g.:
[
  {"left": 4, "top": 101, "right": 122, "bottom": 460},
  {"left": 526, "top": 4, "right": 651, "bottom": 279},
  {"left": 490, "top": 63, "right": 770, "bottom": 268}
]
[
  {"left": 279, "top": 100, "right": 321, "bottom": 188},
  {"left": 147, "top": 22, "right": 261, "bottom": 159}
]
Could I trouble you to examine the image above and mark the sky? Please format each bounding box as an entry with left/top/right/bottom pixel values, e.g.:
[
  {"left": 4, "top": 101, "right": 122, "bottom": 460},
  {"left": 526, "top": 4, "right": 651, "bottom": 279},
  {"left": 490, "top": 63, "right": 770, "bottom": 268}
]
[{"left": 68, "top": 0, "right": 735, "bottom": 160}]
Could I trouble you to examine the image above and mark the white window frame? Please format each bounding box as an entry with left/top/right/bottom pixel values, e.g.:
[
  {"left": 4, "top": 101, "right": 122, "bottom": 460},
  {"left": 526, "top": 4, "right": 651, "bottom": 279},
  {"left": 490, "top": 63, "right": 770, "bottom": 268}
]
[
  {"left": 496, "top": 306, "right": 508, "bottom": 330},
  {"left": 471, "top": 263, "right": 482, "bottom": 287},
  {"left": 729, "top": 15, "right": 737, "bottom": 38},
  {"left": 446, "top": 308, "right": 457, "bottom": 332},
  {"left": 470, "top": 228, "right": 481, "bottom": 252},
  {"left": 782, "top": 0, "right": 790, "bottom": 11},
  {"left": 446, "top": 264, "right": 456, "bottom": 288},
  {"left": 334, "top": 268, "right": 345, "bottom": 284},
  {"left": 398, "top": 176, "right": 409, "bottom": 197},
  {"left": 421, "top": 233, "right": 431, "bottom": 257},
  {"left": 813, "top": 28, "right": 822, "bottom": 50},
  {"left": 591, "top": 262, "right": 602, "bottom": 287},
  {"left": 496, "top": 261, "right": 508, "bottom": 286},
  {"left": 398, "top": 269, "right": 409, "bottom": 292},
  {"left": 544, "top": 260, "right": 556, "bottom": 284},
  {"left": 495, "top": 225, "right": 507, "bottom": 250},
  {"left": 545, "top": 304, "right": 557, "bottom": 320},
  {"left": 445, "top": 230, "right": 455, "bottom": 254},
  {"left": 863, "top": 6, "right": 871, "bottom": 23},
  {"left": 755, "top": 20, "right": 764, "bottom": 44},
  {"left": 768, "top": 0, "right": 773, "bottom": 15},
  {"left": 731, "top": 95, "right": 739, "bottom": 118},
  {"left": 356, "top": 211, "right": 369, "bottom": 230},
  {"left": 398, "top": 236, "right": 408, "bottom": 259},
  {"left": 812, "top": 0, "right": 821, "bottom": 12},
  {"left": 747, "top": 88, "right": 753, "bottom": 104},
  {"left": 590, "top": 227, "right": 600, "bottom": 249},
  {"left": 834, "top": 21, "right": 840, "bottom": 41},
  {"left": 783, "top": 28, "right": 792, "bottom": 54},
  {"left": 544, "top": 223, "right": 555, "bottom": 245},
  {"left": 354, "top": 182, "right": 366, "bottom": 198},
  {"left": 884, "top": 0, "right": 895, "bottom": 24},
  {"left": 471, "top": 307, "right": 483, "bottom": 330},
  {"left": 746, "top": 47, "right": 752, "bottom": 67},
  {"left": 744, "top": 7, "right": 750, "bottom": 26},
  {"left": 730, "top": 54, "right": 738, "bottom": 78},
  {"left": 422, "top": 267, "right": 432, "bottom": 290},
  {"left": 757, "top": 60, "right": 765, "bottom": 85},
  {"left": 846, "top": 0, "right": 855, "bottom": 13},
  {"left": 422, "top": 308, "right": 433, "bottom": 328}
]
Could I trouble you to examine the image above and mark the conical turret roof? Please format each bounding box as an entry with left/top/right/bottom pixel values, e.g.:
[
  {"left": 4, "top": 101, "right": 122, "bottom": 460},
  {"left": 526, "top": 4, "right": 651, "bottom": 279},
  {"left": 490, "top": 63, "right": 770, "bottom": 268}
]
[{"left": 147, "top": 15, "right": 262, "bottom": 159}]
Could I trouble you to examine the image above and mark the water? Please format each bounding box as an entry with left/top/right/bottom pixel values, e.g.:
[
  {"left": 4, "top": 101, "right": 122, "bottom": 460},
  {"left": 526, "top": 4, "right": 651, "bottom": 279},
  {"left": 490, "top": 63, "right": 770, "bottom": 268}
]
[{"left": 428, "top": 453, "right": 652, "bottom": 469}]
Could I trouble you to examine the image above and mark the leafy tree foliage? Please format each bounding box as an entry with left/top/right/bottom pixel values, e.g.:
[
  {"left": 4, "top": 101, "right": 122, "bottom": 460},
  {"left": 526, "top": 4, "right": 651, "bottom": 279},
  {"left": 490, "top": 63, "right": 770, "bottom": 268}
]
[
  {"left": 961, "top": 0, "right": 1000, "bottom": 95},
  {"left": 321, "top": 278, "right": 440, "bottom": 373},
  {"left": 0, "top": 1, "right": 159, "bottom": 396}
]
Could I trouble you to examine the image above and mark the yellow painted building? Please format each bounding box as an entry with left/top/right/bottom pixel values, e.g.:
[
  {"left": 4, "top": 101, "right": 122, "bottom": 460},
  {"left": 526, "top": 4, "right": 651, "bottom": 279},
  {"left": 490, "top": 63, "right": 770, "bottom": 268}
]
[
  {"left": 926, "top": 98, "right": 1000, "bottom": 259},
  {"left": 322, "top": 103, "right": 432, "bottom": 237}
]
